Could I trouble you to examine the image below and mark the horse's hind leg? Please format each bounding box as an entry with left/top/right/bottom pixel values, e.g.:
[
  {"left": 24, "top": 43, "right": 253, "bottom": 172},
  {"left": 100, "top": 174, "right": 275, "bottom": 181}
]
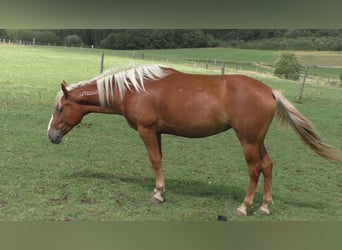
[
  {"left": 236, "top": 141, "right": 274, "bottom": 216},
  {"left": 236, "top": 142, "right": 263, "bottom": 216},
  {"left": 258, "top": 143, "right": 273, "bottom": 215}
]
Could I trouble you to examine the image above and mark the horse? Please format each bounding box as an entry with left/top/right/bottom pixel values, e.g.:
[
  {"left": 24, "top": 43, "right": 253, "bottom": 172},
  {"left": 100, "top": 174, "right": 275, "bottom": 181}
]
[{"left": 47, "top": 64, "right": 341, "bottom": 216}]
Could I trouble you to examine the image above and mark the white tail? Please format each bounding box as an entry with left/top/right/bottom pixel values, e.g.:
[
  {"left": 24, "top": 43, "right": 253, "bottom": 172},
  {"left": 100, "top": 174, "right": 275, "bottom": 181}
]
[{"left": 272, "top": 90, "right": 342, "bottom": 162}]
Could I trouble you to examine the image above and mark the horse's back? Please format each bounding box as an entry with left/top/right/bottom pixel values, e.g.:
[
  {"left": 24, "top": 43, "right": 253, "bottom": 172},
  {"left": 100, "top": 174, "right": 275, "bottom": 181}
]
[
  {"left": 155, "top": 72, "right": 275, "bottom": 119},
  {"left": 125, "top": 71, "right": 276, "bottom": 138}
]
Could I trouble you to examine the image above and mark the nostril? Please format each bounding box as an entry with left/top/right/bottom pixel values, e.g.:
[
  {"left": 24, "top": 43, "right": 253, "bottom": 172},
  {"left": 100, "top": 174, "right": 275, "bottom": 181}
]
[
  {"left": 47, "top": 129, "right": 64, "bottom": 144},
  {"left": 48, "top": 133, "right": 54, "bottom": 141}
]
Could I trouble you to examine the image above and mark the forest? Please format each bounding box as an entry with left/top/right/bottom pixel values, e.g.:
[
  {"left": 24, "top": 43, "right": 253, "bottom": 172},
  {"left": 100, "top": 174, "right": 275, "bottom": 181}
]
[{"left": 1, "top": 29, "right": 342, "bottom": 51}]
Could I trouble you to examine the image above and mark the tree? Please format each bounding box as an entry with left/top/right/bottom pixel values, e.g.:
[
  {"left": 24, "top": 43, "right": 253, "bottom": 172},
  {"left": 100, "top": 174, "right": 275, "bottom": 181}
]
[
  {"left": 181, "top": 30, "right": 217, "bottom": 48},
  {"left": 99, "top": 30, "right": 218, "bottom": 50},
  {"left": 64, "top": 35, "right": 84, "bottom": 47},
  {"left": 0, "top": 29, "right": 6, "bottom": 38},
  {"left": 274, "top": 52, "right": 302, "bottom": 80},
  {"left": 32, "top": 31, "right": 60, "bottom": 45}
]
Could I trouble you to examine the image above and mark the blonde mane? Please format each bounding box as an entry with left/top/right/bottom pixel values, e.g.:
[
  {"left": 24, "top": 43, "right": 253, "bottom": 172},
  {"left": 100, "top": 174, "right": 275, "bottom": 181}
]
[
  {"left": 57, "top": 64, "right": 171, "bottom": 108},
  {"left": 96, "top": 64, "right": 170, "bottom": 107}
]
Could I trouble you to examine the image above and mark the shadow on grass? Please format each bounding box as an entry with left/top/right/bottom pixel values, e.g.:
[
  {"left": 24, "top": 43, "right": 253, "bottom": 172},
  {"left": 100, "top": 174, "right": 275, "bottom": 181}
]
[
  {"left": 68, "top": 168, "right": 244, "bottom": 202},
  {"left": 68, "top": 168, "right": 327, "bottom": 212},
  {"left": 120, "top": 176, "right": 246, "bottom": 203}
]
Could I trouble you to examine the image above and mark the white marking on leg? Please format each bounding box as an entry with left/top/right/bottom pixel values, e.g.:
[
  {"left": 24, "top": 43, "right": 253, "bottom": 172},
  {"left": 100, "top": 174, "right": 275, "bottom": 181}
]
[
  {"left": 236, "top": 204, "right": 248, "bottom": 216},
  {"left": 258, "top": 203, "right": 271, "bottom": 215}
]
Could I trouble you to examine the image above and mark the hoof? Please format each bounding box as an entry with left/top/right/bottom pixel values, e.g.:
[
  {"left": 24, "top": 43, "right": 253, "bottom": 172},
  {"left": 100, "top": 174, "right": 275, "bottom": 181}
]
[
  {"left": 150, "top": 191, "right": 164, "bottom": 204},
  {"left": 257, "top": 206, "right": 271, "bottom": 215},
  {"left": 235, "top": 206, "right": 247, "bottom": 216}
]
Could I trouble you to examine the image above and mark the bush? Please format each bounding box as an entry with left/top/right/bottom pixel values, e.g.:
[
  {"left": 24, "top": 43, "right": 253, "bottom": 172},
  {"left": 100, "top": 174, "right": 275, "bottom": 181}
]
[
  {"left": 34, "top": 31, "right": 61, "bottom": 45},
  {"left": 64, "top": 35, "right": 84, "bottom": 47},
  {"left": 274, "top": 52, "right": 301, "bottom": 80}
]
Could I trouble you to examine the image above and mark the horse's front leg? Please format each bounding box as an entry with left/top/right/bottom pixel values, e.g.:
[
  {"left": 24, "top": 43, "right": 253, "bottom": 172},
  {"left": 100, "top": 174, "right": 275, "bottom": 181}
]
[{"left": 138, "top": 126, "right": 165, "bottom": 203}]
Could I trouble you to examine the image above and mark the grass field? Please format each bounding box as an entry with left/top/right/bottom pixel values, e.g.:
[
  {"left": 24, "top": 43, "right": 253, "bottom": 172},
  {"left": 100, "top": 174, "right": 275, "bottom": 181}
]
[
  {"left": 0, "top": 45, "right": 341, "bottom": 221},
  {"left": 108, "top": 47, "right": 342, "bottom": 81}
]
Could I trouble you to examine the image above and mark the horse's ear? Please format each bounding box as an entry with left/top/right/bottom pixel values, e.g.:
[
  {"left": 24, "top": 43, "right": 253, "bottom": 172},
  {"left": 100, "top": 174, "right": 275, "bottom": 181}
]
[{"left": 61, "top": 81, "right": 69, "bottom": 98}]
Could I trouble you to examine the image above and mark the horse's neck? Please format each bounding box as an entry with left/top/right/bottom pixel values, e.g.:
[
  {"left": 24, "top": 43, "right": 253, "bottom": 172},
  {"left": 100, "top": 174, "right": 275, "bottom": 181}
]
[
  {"left": 75, "top": 84, "right": 124, "bottom": 115},
  {"left": 87, "top": 104, "right": 123, "bottom": 115}
]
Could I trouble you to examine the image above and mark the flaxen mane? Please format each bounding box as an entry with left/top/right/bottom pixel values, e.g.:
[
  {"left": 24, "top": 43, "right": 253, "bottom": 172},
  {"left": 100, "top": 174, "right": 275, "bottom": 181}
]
[
  {"left": 57, "top": 64, "right": 171, "bottom": 108},
  {"left": 96, "top": 64, "right": 171, "bottom": 107}
]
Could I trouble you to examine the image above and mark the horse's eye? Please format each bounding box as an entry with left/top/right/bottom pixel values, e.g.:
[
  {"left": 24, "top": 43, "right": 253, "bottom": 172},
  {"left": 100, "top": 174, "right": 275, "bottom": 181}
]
[{"left": 57, "top": 107, "right": 64, "bottom": 113}]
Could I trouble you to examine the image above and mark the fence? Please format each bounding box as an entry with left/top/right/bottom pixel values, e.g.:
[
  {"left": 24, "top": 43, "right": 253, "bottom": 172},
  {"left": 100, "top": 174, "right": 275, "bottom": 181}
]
[
  {"left": 101, "top": 51, "right": 341, "bottom": 87},
  {"left": 1, "top": 40, "right": 341, "bottom": 88}
]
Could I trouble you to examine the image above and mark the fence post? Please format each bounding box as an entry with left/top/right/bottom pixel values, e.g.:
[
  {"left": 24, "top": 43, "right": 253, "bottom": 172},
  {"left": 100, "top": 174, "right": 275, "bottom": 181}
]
[
  {"left": 297, "top": 66, "right": 308, "bottom": 103},
  {"left": 100, "top": 52, "right": 104, "bottom": 73},
  {"left": 221, "top": 63, "right": 226, "bottom": 75}
]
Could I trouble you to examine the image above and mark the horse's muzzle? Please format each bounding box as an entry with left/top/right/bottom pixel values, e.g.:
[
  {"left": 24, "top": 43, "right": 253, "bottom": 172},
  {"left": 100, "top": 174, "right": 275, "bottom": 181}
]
[{"left": 48, "top": 130, "right": 63, "bottom": 144}]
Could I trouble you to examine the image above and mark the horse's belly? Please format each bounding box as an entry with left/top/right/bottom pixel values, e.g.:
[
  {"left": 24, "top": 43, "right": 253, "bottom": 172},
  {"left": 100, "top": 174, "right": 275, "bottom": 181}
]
[
  {"left": 158, "top": 107, "right": 231, "bottom": 138},
  {"left": 161, "top": 124, "right": 231, "bottom": 138}
]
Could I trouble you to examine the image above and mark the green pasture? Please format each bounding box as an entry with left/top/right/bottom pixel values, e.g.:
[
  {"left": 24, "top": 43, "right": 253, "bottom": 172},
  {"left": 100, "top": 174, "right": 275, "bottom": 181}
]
[
  {"left": 70, "top": 46, "right": 342, "bottom": 80},
  {"left": 122, "top": 47, "right": 342, "bottom": 80},
  {"left": 129, "top": 47, "right": 279, "bottom": 64},
  {"left": 0, "top": 45, "right": 341, "bottom": 221}
]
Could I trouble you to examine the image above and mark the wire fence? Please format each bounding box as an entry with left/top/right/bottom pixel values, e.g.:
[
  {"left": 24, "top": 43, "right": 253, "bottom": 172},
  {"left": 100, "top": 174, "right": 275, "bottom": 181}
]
[
  {"left": 1, "top": 39, "right": 341, "bottom": 87},
  {"left": 123, "top": 52, "right": 342, "bottom": 87}
]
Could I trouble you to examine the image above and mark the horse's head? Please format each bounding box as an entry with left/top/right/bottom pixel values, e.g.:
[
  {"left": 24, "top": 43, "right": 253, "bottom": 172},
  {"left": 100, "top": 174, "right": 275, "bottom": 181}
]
[{"left": 47, "top": 81, "right": 85, "bottom": 144}]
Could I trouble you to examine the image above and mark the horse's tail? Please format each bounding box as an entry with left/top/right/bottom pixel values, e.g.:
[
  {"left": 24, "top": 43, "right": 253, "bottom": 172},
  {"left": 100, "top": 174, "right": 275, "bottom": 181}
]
[{"left": 272, "top": 90, "right": 342, "bottom": 162}]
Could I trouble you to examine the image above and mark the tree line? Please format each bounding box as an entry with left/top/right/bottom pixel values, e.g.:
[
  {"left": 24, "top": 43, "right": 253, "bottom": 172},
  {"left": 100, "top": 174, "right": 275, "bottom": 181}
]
[{"left": 1, "top": 29, "right": 342, "bottom": 51}]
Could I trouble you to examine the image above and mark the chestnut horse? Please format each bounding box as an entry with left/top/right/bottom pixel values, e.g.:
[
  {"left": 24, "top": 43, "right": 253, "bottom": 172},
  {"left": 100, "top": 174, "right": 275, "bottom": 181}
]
[{"left": 47, "top": 64, "right": 341, "bottom": 216}]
